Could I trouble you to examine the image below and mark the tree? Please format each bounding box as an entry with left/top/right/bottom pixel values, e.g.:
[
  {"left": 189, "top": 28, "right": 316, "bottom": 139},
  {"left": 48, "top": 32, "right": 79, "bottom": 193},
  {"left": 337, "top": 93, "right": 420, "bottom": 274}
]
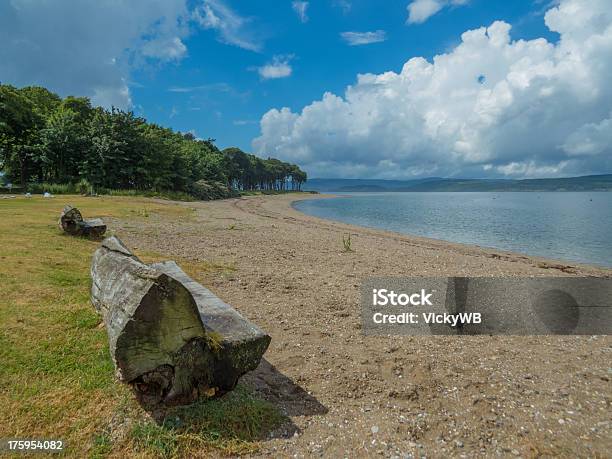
[
  {"left": 0, "top": 83, "right": 308, "bottom": 196},
  {"left": 39, "top": 105, "right": 89, "bottom": 183},
  {"left": 0, "top": 85, "right": 43, "bottom": 186}
]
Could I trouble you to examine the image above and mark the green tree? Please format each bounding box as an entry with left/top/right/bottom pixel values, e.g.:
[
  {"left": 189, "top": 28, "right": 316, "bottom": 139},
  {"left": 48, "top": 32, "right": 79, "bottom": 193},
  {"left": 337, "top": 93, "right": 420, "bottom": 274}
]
[
  {"left": 0, "top": 85, "right": 43, "bottom": 186},
  {"left": 0, "top": 83, "right": 308, "bottom": 196},
  {"left": 39, "top": 105, "right": 89, "bottom": 183}
]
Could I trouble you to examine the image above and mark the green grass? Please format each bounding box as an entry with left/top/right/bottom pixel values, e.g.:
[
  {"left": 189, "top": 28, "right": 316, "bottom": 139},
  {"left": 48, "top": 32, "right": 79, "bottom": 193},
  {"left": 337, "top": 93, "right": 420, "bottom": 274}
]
[
  {"left": 342, "top": 233, "right": 354, "bottom": 252},
  {"left": 15, "top": 183, "right": 317, "bottom": 201},
  {"left": 129, "top": 386, "right": 284, "bottom": 457},
  {"left": 104, "top": 188, "right": 197, "bottom": 202},
  {"left": 0, "top": 195, "right": 284, "bottom": 457},
  {"left": 23, "top": 182, "right": 198, "bottom": 201}
]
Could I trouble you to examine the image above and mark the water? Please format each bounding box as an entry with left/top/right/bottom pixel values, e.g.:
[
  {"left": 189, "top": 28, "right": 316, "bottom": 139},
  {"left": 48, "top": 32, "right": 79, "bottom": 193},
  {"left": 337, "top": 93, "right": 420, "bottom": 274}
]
[{"left": 293, "top": 192, "right": 612, "bottom": 267}]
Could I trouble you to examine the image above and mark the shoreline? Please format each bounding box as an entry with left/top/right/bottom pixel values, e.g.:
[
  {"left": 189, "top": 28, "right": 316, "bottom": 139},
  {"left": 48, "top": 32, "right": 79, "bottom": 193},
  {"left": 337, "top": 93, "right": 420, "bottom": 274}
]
[
  {"left": 111, "top": 193, "right": 611, "bottom": 456},
  {"left": 284, "top": 192, "right": 611, "bottom": 275}
]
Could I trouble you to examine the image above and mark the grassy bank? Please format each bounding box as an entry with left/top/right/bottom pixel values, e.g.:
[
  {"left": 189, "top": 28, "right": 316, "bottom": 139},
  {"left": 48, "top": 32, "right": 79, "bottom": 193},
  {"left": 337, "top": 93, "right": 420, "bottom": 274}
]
[
  {"left": 1, "top": 185, "right": 316, "bottom": 201},
  {"left": 0, "top": 196, "right": 285, "bottom": 457}
]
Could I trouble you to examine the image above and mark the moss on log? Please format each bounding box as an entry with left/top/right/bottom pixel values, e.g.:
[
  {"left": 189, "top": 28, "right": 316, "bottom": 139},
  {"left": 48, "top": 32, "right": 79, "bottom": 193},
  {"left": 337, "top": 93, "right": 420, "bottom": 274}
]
[
  {"left": 90, "top": 236, "right": 270, "bottom": 409},
  {"left": 59, "top": 205, "right": 106, "bottom": 237}
]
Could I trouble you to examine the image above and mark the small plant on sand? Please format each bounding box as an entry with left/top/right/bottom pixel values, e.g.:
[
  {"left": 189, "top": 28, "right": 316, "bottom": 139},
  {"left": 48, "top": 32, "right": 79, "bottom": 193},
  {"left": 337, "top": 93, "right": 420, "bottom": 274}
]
[
  {"left": 228, "top": 223, "right": 237, "bottom": 230},
  {"left": 342, "top": 233, "right": 354, "bottom": 252}
]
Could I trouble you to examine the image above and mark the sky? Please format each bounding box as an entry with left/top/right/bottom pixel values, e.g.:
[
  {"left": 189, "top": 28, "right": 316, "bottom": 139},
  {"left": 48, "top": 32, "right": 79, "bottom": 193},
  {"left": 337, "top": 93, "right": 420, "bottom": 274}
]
[{"left": 1, "top": 0, "right": 611, "bottom": 179}]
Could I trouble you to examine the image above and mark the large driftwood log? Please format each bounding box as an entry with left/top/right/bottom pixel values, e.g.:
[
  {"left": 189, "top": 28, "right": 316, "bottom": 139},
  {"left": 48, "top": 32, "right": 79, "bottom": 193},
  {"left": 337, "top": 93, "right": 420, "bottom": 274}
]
[
  {"left": 151, "top": 261, "right": 271, "bottom": 390},
  {"left": 59, "top": 205, "right": 83, "bottom": 234},
  {"left": 59, "top": 205, "right": 106, "bottom": 237},
  {"left": 90, "top": 236, "right": 270, "bottom": 409}
]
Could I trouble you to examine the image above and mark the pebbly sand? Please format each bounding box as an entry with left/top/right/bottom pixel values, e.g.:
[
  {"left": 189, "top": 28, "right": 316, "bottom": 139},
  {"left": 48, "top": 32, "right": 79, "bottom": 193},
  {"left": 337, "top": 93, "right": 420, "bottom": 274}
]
[{"left": 113, "top": 193, "right": 611, "bottom": 457}]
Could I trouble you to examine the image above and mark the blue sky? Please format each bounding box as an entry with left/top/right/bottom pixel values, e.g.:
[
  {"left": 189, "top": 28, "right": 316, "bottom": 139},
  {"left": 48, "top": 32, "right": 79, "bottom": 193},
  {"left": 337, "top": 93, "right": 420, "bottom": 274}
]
[
  {"left": 1, "top": 0, "right": 611, "bottom": 179},
  {"left": 130, "top": 0, "right": 558, "bottom": 151}
]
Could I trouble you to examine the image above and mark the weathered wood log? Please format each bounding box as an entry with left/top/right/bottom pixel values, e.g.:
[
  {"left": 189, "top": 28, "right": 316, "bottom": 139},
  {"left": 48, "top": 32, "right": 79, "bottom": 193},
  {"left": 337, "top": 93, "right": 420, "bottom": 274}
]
[
  {"left": 59, "top": 205, "right": 106, "bottom": 237},
  {"left": 90, "top": 236, "right": 270, "bottom": 409},
  {"left": 151, "top": 261, "right": 271, "bottom": 390},
  {"left": 59, "top": 205, "right": 84, "bottom": 235}
]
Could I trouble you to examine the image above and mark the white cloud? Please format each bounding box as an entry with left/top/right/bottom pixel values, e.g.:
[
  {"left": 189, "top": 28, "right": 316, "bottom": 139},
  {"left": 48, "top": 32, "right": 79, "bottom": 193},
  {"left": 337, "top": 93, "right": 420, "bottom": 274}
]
[
  {"left": 341, "top": 30, "right": 387, "bottom": 46},
  {"left": 193, "top": 0, "right": 262, "bottom": 52},
  {"left": 407, "top": 0, "right": 469, "bottom": 24},
  {"left": 253, "top": 0, "right": 612, "bottom": 179},
  {"left": 233, "top": 119, "right": 257, "bottom": 126},
  {"left": 0, "top": 0, "right": 265, "bottom": 109},
  {"left": 257, "top": 56, "right": 293, "bottom": 80},
  {"left": 494, "top": 161, "right": 569, "bottom": 178},
  {"left": 168, "top": 83, "right": 232, "bottom": 93},
  {"left": 141, "top": 36, "right": 187, "bottom": 61},
  {"left": 0, "top": 0, "right": 192, "bottom": 109},
  {"left": 292, "top": 1, "right": 309, "bottom": 23},
  {"left": 562, "top": 116, "right": 612, "bottom": 156}
]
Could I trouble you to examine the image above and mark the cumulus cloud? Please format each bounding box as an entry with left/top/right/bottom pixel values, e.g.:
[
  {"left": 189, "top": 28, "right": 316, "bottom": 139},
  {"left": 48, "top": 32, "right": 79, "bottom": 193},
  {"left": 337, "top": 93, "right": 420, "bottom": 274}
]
[
  {"left": 141, "top": 37, "right": 187, "bottom": 61},
  {"left": 562, "top": 116, "right": 612, "bottom": 156},
  {"left": 292, "top": 1, "right": 309, "bottom": 23},
  {"left": 257, "top": 56, "right": 293, "bottom": 80},
  {"left": 0, "top": 0, "right": 191, "bottom": 109},
  {"left": 340, "top": 30, "right": 387, "bottom": 46},
  {"left": 0, "top": 0, "right": 267, "bottom": 109},
  {"left": 253, "top": 0, "right": 612, "bottom": 179},
  {"left": 407, "top": 0, "right": 469, "bottom": 24},
  {"left": 193, "top": 0, "right": 262, "bottom": 52}
]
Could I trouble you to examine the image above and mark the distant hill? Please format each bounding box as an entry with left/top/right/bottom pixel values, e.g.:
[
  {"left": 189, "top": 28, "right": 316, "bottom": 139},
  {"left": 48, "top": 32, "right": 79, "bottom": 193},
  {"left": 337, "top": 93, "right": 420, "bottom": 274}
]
[
  {"left": 305, "top": 174, "right": 612, "bottom": 192},
  {"left": 305, "top": 177, "right": 442, "bottom": 191}
]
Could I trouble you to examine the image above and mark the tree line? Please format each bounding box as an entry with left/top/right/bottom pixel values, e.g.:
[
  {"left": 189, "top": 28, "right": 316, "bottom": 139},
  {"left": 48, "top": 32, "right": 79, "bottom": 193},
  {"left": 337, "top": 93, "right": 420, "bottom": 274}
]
[{"left": 0, "top": 84, "right": 307, "bottom": 199}]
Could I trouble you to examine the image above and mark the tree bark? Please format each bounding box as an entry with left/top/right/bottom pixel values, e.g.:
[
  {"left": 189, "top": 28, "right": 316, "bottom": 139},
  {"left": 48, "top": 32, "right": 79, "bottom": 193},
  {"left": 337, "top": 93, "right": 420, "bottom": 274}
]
[
  {"left": 152, "top": 261, "right": 271, "bottom": 391},
  {"left": 59, "top": 205, "right": 106, "bottom": 237},
  {"left": 79, "top": 218, "right": 107, "bottom": 238},
  {"left": 91, "top": 236, "right": 270, "bottom": 410},
  {"left": 59, "top": 205, "right": 84, "bottom": 235}
]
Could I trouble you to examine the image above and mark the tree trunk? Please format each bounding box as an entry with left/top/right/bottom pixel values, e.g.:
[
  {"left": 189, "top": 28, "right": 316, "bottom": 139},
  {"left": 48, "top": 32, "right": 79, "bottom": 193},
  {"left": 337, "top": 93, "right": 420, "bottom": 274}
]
[
  {"left": 91, "top": 236, "right": 270, "bottom": 410},
  {"left": 59, "top": 205, "right": 106, "bottom": 237},
  {"left": 79, "top": 218, "right": 107, "bottom": 238},
  {"left": 152, "top": 260, "right": 271, "bottom": 392},
  {"left": 59, "top": 205, "right": 84, "bottom": 234}
]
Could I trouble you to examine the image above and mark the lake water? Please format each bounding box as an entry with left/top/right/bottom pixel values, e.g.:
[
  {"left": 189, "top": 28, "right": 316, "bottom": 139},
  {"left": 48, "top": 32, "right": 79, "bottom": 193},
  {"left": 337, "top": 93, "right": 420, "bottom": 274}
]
[{"left": 293, "top": 192, "right": 612, "bottom": 268}]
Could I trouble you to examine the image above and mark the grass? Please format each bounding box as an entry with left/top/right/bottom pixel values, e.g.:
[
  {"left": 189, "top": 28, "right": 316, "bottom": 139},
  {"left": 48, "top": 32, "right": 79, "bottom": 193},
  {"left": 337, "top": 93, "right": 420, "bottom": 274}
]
[
  {"left": 128, "top": 386, "right": 284, "bottom": 457},
  {"left": 7, "top": 184, "right": 318, "bottom": 201},
  {"left": 23, "top": 183, "right": 198, "bottom": 202},
  {"left": 0, "top": 195, "right": 284, "bottom": 457},
  {"left": 342, "top": 233, "right": 354, "bottom": 252}
]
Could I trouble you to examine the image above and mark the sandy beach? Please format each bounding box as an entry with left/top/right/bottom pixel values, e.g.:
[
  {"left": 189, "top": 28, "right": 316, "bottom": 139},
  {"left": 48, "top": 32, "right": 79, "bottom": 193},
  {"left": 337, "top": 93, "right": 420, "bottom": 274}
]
[{"left": 112, "top": 193, "right": 611, "bottom": 457}]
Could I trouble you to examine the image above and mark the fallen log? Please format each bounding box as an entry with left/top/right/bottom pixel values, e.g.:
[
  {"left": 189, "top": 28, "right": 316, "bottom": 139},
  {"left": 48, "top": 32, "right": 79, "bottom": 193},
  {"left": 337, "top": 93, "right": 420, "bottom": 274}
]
[
  {"left": 59, "top": 205, "right": 106, "bottom": 237},
  {"left": 151, "top": 260, "right": 272, "bottom": 391},
  {"left": 90, "top": 236, "right": 270, "bottom": 409},
  {"left": 59, "top": 205, "right": 83, "bottom": 234}
]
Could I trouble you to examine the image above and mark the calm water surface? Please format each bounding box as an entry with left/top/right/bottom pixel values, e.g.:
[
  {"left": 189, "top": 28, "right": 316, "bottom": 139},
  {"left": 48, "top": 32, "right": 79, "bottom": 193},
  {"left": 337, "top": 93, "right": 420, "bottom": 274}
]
[{"left": 294, "top": 192, "right": 612, "bottom": 268}]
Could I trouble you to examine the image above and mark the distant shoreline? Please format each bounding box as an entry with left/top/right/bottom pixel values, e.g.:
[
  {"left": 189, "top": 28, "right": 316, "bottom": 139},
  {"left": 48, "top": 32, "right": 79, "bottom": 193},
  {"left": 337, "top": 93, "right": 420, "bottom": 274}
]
[
  {"left": 305, "top": 189, "right": 612, "bottom": 193},
  {"left": 305, "top": 173, "right": 612, "bottom": 193}
]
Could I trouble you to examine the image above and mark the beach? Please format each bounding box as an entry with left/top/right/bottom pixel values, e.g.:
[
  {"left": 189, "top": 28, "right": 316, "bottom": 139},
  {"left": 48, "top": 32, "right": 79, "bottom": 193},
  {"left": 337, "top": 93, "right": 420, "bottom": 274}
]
[{"left": 112, "top": 193, "right": 611, "bottom": 457}]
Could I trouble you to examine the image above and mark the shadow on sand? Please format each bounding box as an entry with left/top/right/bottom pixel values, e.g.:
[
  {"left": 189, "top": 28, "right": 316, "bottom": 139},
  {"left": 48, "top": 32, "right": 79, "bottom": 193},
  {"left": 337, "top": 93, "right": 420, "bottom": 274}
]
[
  {"left": 244, "top": 358, "right": 328, "bottom": 416},
  {"left": 133, "top": 358, "right": 327, "bottom": 443}
]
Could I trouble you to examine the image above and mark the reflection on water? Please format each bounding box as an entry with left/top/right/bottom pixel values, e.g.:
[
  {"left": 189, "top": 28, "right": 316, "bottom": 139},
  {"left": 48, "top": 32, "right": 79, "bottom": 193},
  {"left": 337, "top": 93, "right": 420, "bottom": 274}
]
[{"left": 294, "top": 192, "right": 612, "bottom": 267}]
